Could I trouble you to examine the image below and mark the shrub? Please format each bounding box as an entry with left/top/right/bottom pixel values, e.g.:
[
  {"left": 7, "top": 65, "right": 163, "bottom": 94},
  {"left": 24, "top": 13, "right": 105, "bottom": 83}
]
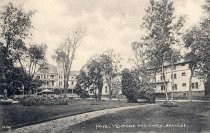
[
  {"left": 160, "top": 101, "right": 178, "bottom": 107},
  {"left": 121, "top": 69, "right": 139, "bottom": 103},
  {"left": 80, "top": 91, "right": 90, "bottom": 99},
  {"left": 122, "top": 69, "right": 156, "bottom": 103},
  {"left": 21, "top": 96, "right": 68, "bottom": 106},
  {"left": 0, "top": 99, "right": 13, "bottom": 105}
]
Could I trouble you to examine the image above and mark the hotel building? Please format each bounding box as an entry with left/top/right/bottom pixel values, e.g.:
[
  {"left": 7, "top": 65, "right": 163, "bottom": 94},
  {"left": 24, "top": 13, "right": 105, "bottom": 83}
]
[{"left": 153, "top": 61, "right": 205, "bottom": 98}]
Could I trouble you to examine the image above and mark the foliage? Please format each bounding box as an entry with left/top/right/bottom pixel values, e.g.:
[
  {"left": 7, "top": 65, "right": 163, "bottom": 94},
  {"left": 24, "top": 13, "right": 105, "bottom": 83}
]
[
  {"left": 76, "top": 71, "right": 91, "bottom": 89},
  {"left": 141, "top": 0, "right": 185, "bottom": 102},
  {"left": 0, "top": 3, "right": 46, "bottom": 98},
  {"left": 0, "top": 2, "right": 33, "bottom": 49},
  {"left": 121, "top": 69, "right": 138, "bottom": 103},
  {"left": 74, "top": 84, "right": 90, "bottom": 99},
  {"left": 21, "top": 96, "right": 68, "bottom": 106},
  {"left": 26, "top": 44, "right": 47, "bottom": 77},
  {"left": 0, "top": 99, "right": 13, "bottom": 105},
  {"left": 0, "top": 43, "right": 14, "bottom": 97},
  {"left": 121, "top": 69, "right": 155, "bottom": 103},
  {"left": 80, "top": 91, "right": 90, "bottom": 99},
  {"left": 160, "top": 101, "right": 178, "bottom": 107},
  {"left": 183, "top": 27, "right": 204, "bottom": 100},
  {"left": 98, "top": 50, "right": 122, "bottom": 100},
  {"left": 86, "top": 57, "right": 104, "bottom": 101},
  {"left": 182, "top": 0, "right": 210, "bottom": 98}
]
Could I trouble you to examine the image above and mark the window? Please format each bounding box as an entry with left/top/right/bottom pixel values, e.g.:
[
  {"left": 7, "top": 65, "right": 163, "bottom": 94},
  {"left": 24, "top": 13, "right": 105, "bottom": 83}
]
[
  {"left": 182, "top": 72, "right": 186, "bottom": 76},
  {"left": 174, "top": 74, "right": 177, "bottom": 79},
  {"left": 161, "top": 85, "right": 165, "bottom": 91},
  {"left": 71, "top": 81, "right": 74, "bottom": 86},
  {"left": 105, "top": 86, "right": 108, "bottom": 93},
  {"left": 183, "top": 93, "right": 187, "bottom": 97},
  {"left": 50, "top": 75, "right": 54, "bottom": 79},
  {"left": 191, "top": 83, "right": 194, "bottom": 89},
  {"left": 173, "top": 84, "right": 177, "bottom": 90},
  {"left": 171, "top": 74, "right": 177, "bottom": 79},
  {"left": 182, "top": 83, "right": 186, "bottom": 87},
  {"left": 59, "top": 81, "right": 63, "bottom": 86},
  {"left": 192, "top": 82, "right": 198, "bottom": 89},
  {"left": 36, "top": 76, "right": 40, "bottom": 79},
  {"left": 195, "top": 82, "right": 198, "bottom": 89},
  {"left": 160, "top": 76, "right": 163, "bottom": 80},
  {"left": 52, "top": 81, "right": 54, "bottom": 86},
  {"left": 44, "top": 75, "right": 46, "bottom": 79}
]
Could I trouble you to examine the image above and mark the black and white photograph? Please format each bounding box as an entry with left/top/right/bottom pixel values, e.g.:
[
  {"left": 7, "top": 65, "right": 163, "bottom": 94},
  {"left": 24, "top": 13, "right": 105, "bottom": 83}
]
[{"left": 0, "top": 0, "right": 210, "bottom": 132}]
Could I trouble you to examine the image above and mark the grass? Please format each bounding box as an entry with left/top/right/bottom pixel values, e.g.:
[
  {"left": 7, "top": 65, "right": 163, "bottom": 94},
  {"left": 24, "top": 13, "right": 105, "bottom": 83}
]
[
  {"left": 69, "top": 101, "right": 210, "bottom": 133},
  {"left": 0, "top": 99, "right": 142, "bottom": 132}
]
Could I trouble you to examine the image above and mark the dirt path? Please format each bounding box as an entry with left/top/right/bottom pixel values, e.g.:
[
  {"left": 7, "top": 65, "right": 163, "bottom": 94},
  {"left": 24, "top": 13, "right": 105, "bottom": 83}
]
[{"left": 13, "top": 104, "right": 157, "bottom": 133}]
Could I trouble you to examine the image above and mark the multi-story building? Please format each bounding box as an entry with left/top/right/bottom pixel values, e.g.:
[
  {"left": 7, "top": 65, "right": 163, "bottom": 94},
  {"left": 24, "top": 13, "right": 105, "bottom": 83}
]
[
  {"left": 35, "top": 61, "right": 206, "bottom": 99},
  {"left": 35, "top": 63, "right": 58, "bottom": 92},
  {"left": 35, "top": 63, "right": 79, "bottom": 94},
  {"left": 153, "top": 61, "right": 205, "bottom": 98}
]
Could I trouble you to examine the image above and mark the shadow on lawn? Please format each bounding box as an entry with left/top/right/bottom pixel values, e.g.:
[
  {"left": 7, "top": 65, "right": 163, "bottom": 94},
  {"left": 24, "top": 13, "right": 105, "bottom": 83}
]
[
  {"left": 0, "top": 99, "right": 142, "bottom": 132},
  {"left": 69, "top": 102, "right": 210, "bottom": 133}
]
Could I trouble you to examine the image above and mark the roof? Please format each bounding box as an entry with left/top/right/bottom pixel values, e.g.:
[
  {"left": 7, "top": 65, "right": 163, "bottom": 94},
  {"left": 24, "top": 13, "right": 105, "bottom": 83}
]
[
  {"left": 69, "top": 71, "right": 80, "bottom": 76},
  {"left": 146, "top": 59, "right": 190, "bottom": 71},
  {"left": 37, "top": 63, "right": 57, "bottom": 74}
]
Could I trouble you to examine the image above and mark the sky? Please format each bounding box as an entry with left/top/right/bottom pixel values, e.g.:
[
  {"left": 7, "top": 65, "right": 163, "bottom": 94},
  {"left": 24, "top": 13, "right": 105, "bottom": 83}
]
[{"left": 0, "top": 0, "right": 206, "bottom": 70}]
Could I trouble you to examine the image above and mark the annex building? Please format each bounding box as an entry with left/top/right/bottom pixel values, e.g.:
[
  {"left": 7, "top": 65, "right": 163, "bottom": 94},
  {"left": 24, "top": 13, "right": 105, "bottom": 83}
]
[{"left": 153, "top": 61, "right": 205, "bottom": 98}]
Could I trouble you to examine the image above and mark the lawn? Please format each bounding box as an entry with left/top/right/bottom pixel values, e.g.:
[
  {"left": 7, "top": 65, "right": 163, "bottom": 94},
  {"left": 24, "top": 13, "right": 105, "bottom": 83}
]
[
  {"left": 0, "top": 99, "right": 142, "bottom": 132},
  {"left": 69, "top": 101, "right": 210, "bottom": 133}
]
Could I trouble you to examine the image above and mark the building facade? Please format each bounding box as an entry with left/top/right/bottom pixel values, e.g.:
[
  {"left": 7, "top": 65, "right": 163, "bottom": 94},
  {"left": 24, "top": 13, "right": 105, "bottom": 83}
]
[
  {"left": 35, "top": 63, "right": 78, "bottom": 94},
  {"left": 154, "top": 62, "right": 205, "bottom": 98},
  {"left": 35, "top": 63, "right": 118, "bottom": 97},
  {"left": 35, "top": 63, "right": 58, "bottom": 92}
]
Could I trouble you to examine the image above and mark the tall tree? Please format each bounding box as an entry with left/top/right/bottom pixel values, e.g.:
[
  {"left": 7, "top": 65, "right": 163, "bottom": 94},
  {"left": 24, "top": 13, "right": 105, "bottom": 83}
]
[
  {"left": 169, "top": 50, "right": 180, "bottom": 101},
  {"left": 131, "top": 42, "right": 157, "bottom": 93},
  {"left": 183, "top": 27, "right": 204, "bottom": 101},
  {"left": 0, "top": 3, "right": 33, "bottom": 98},
  {"left": 26, "top": 44, "right": 47, "bottom": 78},
  {"left": 142, "top": 0, "right": 185, "bottom": 102},
  {"left": 100, "top": 50, "right": 122, "bottom": 100},
  {"left": 200, "top": 0, "right": 210, "bottom": 96},
  {"left": 121, "top": 69, "right": 139, "bottom": 103},
  {"left": 52, "top": 26, "right": 85, "bottom": 98},
  {"left": 87, "top": 57, "right": 104, "bottom": 102},
  {"left": 182, "top": 0, "right": 210, "bottom": 99},
  {"left": 0, "top": 3, "right": 33, "bottom": 57},
  {"left": 75, "top": 70, "right": 91, "bottom": 97}
]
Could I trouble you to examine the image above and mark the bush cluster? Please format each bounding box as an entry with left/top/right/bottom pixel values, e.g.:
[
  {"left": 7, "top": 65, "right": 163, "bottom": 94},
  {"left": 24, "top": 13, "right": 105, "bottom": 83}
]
[
  {"left": 160, "top": 101, "right": 178, "bottom": 107},
  {"left": 21, "top": 96, "right": 68, "bottom": 106},
  {"left": 121, "top": 69, "right": 156, "bottom": 103}
]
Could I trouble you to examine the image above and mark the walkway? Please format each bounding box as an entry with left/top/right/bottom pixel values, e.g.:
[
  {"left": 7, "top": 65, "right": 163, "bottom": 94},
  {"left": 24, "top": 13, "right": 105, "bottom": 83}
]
[{"left": 13, "top": 104, "right": 157, "bottom": 133}]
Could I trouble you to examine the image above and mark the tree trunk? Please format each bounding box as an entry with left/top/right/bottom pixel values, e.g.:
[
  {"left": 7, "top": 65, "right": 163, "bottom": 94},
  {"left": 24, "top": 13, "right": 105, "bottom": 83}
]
[
  {"left": 63, "top": 73, "right": 67, "bottom": 98},
  {"left": 162, "top": 63, "right": 169, "bottom": 102},
  {"left": 170, "top": 65, "right": 174, "bottom": 102},
  {"left": 109, "top": 76, "right": 113, "bottom": 101},
  {"left": 93, "top": 84, "right": 98, "bottom": 103},
  {"left": 188, "top": 71, "right": 193, "bottom": 101}
]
